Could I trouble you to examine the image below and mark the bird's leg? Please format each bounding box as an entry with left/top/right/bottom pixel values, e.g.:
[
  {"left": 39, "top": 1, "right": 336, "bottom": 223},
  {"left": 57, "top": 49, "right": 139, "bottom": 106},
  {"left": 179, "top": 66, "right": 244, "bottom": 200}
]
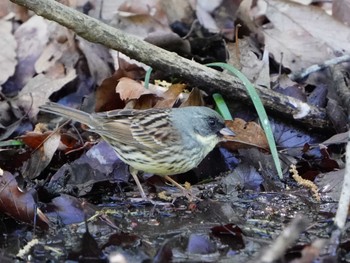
[
  {"left": 163, "top": 175, "right": 187, "bottom": 191},
  {"left": 129, "top": 167, "right": 148, "bottom": 200},
  {"left": 163, "top": 175, "right": 200, "bottom": 201}
]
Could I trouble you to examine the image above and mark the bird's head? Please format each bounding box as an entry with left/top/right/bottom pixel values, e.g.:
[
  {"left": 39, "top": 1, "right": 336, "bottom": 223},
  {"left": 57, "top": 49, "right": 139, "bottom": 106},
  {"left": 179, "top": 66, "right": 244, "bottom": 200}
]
[{"left": 172, "top": 107, "right": 235, "bottom": 148}]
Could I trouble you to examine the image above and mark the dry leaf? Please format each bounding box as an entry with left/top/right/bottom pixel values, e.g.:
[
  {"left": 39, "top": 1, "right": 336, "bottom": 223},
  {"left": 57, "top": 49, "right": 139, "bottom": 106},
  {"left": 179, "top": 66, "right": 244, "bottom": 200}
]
[
  {"left": 222, "top": 118, "right": 269, "bottom": 150},
  {"left": 0, "top": 169, "right": 49, "bottom": 228},
  {"left": 18, "top": 68, "right": 76, "bottom": 118},
  {"left": 227, "top": 38, "right": 270, "bottom": 88},
  {"left": 77, "top": 36, "right": 113, "bottom": 85},
  {"left": 262, "top": 0, "right": 350, "bottom": 72},
  {"left": 21, "top": 131, "right": 79, "bottom": 153},
  {"left": 110, "top": 0, "right": 171, "bottom": 38},
  {"left": 116, "top": 77, "right": 154, "bottom": 100},
  {"left": 0, "top": 18, "right": 17, "bottom": 85},
  {"left": 23, "top": 132, "right": 61, "bottom": 179},
  {"left": 333, "top": 0, "right": 350, "bottom": 25},
  {"left": 95, "top": 74, "right": 124, "bottom": 112},
  {"left": 35, "top": 24, "right": 78, "bottom": 74},
  {"left": 160, "top": 0, "right": 193, "bottom": 24},
  {"left": 154, "top": 83, "right": 186, "bottom": 108},
  {"left": 180, "top": 87, "right": 205, "bottom": 107},
  {"left": 13, "top": 15, "right": 49, "bottom": 88},
  {"left": 95, "top": 59, "right": 146, "bottom": 111}
]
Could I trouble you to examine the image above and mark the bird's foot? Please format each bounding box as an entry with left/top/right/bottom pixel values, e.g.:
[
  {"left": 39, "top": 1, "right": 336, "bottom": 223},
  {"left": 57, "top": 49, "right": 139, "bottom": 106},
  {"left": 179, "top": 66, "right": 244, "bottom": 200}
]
[
  {"left": 128, "top": 195, "right": 173, "bottom": 206},
  {"left": 181, "top": 188, "right": 202, "bottom": 202},
  {"left": 162, "top": 175, "right": 202, "bottom": 202},
  {"left": 158, "top": 188, "right": 202, "bottom": 202}
]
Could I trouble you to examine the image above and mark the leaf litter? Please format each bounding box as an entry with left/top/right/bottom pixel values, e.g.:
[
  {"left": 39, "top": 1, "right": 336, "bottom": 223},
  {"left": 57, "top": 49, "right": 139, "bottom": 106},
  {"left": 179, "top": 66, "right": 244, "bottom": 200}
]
[{"left": 0, "top": 0, "right": 349, "bottom": 262}]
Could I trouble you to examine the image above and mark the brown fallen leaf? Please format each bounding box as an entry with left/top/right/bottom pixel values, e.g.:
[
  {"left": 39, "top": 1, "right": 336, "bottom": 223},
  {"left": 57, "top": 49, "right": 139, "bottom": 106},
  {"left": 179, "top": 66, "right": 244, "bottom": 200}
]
[
  {"left": 13, "top": 16, "right": 49, "bottom": 89},
  {"left": 0, "top": 169, "right": 49, "bottom": 228},
  {"left": 18, "top": 68, "right": 76, "bottom": 118},
  {"left": 22, "top": 132, "right": 61, "bottom": 179},
  {"left": 180, "top": 87, "right": 205, "bottom": 107},
  {"left": 227, "top": 38, "right": 270, "bottom": 88},
  {"left": 114, "top": 0, "right": 170, "bottom": 38},
  {"left": 77, "top": 36, "right": 113, "bottom": 85},
  {"left": 222, "top": 118, "right": 269, "bottom": 151},
  {"left": 95, "top": 57, "right": 147, "bottom": 112},
  {"left": 116, "top": 77, "right": 155, "bottom": 100},
  {"left": 116, "top": 77, "right": 162, "bottom": 109},
  {"left": 35, "top": 24, "right": 78, "bottom": 74},
  {"left": 20, "top": 130, "right": 79, "bottom": 153},
  {"left": 95, "top": 73, "right": 124, "bottom": 112},
  {"left": 0, "top": 18, "right": 17, "bottom": 86},
  {"left": 154, "top": 83, "right": 187, "bottom": 108},
  {"left": 262, "top": 0, "right": 350, "bottom": 71},
  {"left": 132, "top": 94, "right": 160, "bottom": 110}
]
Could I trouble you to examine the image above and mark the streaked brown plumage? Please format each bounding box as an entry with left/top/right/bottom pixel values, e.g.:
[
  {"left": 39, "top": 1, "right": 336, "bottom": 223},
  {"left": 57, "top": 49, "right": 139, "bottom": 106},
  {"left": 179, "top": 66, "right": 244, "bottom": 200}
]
[{"left": 39, "top": 102, "right": 235, "bottom": 200}]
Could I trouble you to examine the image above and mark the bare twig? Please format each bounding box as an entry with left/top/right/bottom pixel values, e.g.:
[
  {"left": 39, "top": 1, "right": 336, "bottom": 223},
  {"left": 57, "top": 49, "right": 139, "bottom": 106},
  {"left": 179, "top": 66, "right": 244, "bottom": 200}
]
[
  {"left": 330, "top": 63, "right": 350, "bottom": 118},
  {"left": 252, "top": 215, "right": 309, "bottom": 263},
  {"left": 290, "top": 55, "right": 350, "bottom": 82},
  {"left": 326, "top": 131, "right": 350, "bottom": 255},
  {"left": 10, "top": 0, "right": 331, "bottom": 129}
]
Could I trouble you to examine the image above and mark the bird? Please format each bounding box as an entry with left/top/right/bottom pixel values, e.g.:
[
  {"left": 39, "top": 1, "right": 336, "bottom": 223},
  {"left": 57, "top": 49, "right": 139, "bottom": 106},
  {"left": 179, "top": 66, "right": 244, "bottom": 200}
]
[{"left": 39, "top": 102, "right": 235, "bottom": 200}]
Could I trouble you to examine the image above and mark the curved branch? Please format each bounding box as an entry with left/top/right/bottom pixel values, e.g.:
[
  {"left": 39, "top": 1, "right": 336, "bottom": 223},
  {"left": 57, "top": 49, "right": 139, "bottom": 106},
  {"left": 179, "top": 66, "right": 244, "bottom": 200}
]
[{"left": 11, "top": 0, "right": 331, "bottom": 129}]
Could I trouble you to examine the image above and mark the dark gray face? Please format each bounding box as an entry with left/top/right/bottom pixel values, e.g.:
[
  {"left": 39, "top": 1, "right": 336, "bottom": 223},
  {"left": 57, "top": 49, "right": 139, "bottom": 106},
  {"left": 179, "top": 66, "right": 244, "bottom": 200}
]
[
  {"left": 171, "top": 107, "right": 225, "bottom": 138},
  {"left": 193, "top": 111, "right": 225, "bottom": 137}
]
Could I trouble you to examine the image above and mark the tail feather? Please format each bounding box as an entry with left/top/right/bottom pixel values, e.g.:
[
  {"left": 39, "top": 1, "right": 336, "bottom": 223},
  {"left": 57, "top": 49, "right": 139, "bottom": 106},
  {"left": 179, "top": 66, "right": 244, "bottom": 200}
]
[{"left": 39, "top": 102, "right": 94, "bottom": 127}]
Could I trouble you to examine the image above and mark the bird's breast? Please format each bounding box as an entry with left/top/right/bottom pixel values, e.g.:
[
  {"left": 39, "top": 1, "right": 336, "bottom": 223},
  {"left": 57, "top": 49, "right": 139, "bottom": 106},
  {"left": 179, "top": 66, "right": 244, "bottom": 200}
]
[{"left": 110, "top": 133, "right": 218, "bottom": 176}]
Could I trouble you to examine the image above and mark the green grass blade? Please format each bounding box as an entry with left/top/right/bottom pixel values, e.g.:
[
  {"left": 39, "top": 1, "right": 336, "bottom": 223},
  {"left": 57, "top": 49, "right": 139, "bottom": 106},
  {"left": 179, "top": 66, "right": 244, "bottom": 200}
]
[
  {"left": 212, "top": 93, "right": 233, "bottom": 120},
  {"left": 207, "top": 62, "right": 283, "bottom": 179},
  {"left": 144, "top": 67, "right": 153, "bottom": 89},
  {"left": 0, "top": 139, "right": 24, "bottom": 147}
]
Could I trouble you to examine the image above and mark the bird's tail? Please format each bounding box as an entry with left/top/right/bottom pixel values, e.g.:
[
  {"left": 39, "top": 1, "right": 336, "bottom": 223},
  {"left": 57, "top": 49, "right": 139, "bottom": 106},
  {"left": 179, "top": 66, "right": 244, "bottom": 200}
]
[{"left": 39, "top": 102, "right": 93, "bottom": 127}]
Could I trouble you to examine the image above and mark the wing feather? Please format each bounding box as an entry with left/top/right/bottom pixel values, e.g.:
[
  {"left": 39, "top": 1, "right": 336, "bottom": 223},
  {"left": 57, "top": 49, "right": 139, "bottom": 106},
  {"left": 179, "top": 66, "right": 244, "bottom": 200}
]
[{"left": 89, "top": 108, "right": 181, "bottom": 150}]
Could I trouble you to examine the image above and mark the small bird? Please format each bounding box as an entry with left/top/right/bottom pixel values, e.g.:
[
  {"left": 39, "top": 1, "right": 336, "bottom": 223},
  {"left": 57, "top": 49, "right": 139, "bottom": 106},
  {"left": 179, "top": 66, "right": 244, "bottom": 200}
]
[{"left": 39, "top": 102, "right": 235, "bottom": 200}]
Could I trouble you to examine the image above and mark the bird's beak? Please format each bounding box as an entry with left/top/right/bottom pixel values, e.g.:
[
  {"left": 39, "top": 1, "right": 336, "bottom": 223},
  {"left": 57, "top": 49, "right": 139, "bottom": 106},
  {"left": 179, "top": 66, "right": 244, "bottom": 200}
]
[{"left": 219, "top": 127, "right": 235, "bottom": 137}]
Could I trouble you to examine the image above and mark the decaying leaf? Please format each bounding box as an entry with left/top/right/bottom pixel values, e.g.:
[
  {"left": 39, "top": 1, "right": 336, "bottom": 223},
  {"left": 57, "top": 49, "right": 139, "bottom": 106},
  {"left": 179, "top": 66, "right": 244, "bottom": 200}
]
[
  {"left": 43, "top": 194, "right": 97, "bottom": 225},
  {"left": 0, "top": 169, "right": 49, "bottom": 228},
  {"left": 77, "top": 36, "right": 113, "bottom": 85},
  {"left": 13, "top": 15, "right": 49, "bottom": 89},
  {"left": 154, "top": 83, "right": 187, "bottom": 108},
  {"left": 35, "top": 24, "right": 78, "bottom": 74},
  {"left": 17, "top": 68, "right": 76, "bottom": 118},
  {"left": 110, "top": 0, "right": 171, "bottom": 38},
  {"left": 227, "top": 38, "right": 270, "bottom": 88},
  {"left": 21, "top": 130, "right": 79, "bottom": 152},
  {"left": 0, "top": 18, "right": 17, "bottom": 85},
  {"left": 116, "top": 77, "right": 154, "bottom": 100},
  {"left": 22, "top": 132, "right": 61, "bottom": 179},
  {"left": 223, "top": 118, "right": 269, "bottom": 150},
  {"left": 262, "top": 0, "right": 350, "bottom": 71},
  {"left": 180, "top": 87, "right": 205, "bottom": 107},
  {"left": 47, "top": 141, "right": 129, "bottom": 197}
]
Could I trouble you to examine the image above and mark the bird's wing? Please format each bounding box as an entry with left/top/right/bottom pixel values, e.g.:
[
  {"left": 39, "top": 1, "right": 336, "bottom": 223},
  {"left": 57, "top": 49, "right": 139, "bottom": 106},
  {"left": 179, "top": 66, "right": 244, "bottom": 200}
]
[
  {"left": 90, "top": 109, "right": 180, "bottom": 150},
  {"left": 130, "top": 109, "right": 181, "bottom": 148},
  {"left": 89, "top": 117, "right": 143, "bottom": 147}
]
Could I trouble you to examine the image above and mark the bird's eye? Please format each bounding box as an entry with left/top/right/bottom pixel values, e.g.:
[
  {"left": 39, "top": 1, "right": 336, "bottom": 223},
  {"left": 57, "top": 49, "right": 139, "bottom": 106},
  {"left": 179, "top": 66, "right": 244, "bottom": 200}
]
[{"left": 208, "top": 118, "right": 216, "bottom": 127}]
